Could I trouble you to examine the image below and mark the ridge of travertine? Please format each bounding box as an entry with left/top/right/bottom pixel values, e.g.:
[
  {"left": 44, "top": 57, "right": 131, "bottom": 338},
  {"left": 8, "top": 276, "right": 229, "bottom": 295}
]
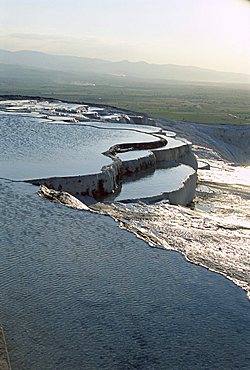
[
  {"left": 0, "top": 326, "right": 11, "bottom": 370},
  {"left": 27, "top": 136, "right": 197, "bottom": 206},
  {"left": 0, "top": 97, "right": 198, "bottom": 204}
]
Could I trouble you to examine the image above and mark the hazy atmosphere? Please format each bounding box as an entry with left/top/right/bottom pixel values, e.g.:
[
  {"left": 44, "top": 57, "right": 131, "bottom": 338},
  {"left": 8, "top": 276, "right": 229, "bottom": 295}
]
[
  {"left": 1, "top": 1, "right": 250, "bottom": 369},
  {"left": 1, "top": 0, "right": 249, "bottom": 73}
]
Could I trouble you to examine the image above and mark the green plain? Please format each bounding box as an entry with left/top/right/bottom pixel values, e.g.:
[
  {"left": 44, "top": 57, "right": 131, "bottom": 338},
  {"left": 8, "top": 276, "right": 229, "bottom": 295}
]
[{"left": 0, "top": 67, "right": 249, "bottom": 125}]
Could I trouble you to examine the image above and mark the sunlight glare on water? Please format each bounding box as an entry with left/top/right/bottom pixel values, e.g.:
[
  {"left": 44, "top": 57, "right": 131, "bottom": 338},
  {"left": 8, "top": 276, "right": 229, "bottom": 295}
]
[
  {"left": 93, "top": 157, "right": 250, "bottom": 299},
  {"left": 198, "top": 161, "right": 250, "bottom": 187},
  {"left": 235, "top": 166, "right": 250, "bottom": 186}
]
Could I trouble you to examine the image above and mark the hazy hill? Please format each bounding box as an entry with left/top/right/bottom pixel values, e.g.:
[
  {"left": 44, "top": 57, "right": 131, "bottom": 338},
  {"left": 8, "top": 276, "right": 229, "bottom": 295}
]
[
  {"left": 0, "top": 63, "right": 97, "bottom": 86},
  {"left": 0, "top": 49, "right": 249, "bottom": 84}
]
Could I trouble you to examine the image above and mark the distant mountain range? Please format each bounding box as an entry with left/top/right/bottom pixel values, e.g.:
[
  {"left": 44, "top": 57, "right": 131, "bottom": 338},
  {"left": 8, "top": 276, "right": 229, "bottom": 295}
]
[{"left": 0, "top": 49, "right": 249, "bottom": 84}]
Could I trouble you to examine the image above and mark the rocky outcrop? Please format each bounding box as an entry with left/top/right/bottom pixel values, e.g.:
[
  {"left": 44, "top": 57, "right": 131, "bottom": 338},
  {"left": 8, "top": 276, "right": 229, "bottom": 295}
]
[{"left": 38, "top": 185, "right": 90, "bottom": 210}]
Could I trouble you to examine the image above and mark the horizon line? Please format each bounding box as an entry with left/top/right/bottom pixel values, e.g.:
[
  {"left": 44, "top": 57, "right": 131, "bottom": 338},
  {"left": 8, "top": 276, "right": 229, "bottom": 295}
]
[{"left": 1, "top": 48, "right": 249, "bottom": 77}]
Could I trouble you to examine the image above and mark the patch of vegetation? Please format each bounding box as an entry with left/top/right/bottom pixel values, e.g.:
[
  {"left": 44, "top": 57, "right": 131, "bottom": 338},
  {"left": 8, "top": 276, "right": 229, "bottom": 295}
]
[{"left": 0, "top": 66, "right": 249, "bottom": 125}]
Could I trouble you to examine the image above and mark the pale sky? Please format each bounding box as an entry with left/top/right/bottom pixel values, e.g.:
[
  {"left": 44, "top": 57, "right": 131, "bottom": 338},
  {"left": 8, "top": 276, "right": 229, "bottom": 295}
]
[{"left": 0, "top": 0, "right": 249, "bottom": 73}]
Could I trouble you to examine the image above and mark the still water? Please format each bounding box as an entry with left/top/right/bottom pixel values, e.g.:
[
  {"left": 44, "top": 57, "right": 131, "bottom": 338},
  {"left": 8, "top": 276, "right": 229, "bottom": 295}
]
[
  {"left": 0, "top": 108, "right": 250, "bottom": 369},
  {"left": 0, "top": 180, "right": 249, "bottom": 369},
  {"left": 0, "top": 114, "right": 157, "bottom": 180}
]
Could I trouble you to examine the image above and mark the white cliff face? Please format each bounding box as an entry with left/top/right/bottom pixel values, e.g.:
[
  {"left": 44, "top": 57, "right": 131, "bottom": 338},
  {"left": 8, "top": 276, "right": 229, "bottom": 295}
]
[
  {"left": 29, "top": 146, "right": 197, "bottom": 206},
  {"left": 27, "top": 131, "right": 197, "bottom": 206}
]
